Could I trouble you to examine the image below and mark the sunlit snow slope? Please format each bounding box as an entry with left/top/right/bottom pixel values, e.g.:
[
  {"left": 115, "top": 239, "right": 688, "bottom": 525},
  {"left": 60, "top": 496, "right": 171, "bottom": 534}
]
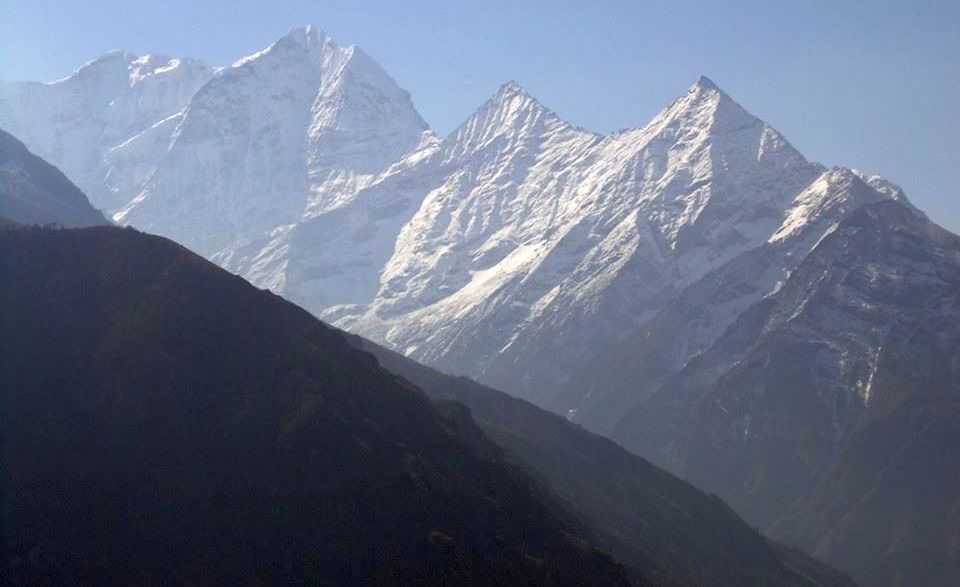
[{"left": 2, "top": 30, "right": 914, "bottom": 415}]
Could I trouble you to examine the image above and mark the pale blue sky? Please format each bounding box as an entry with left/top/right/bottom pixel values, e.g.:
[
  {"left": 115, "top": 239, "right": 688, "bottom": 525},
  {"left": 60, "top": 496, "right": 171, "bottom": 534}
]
[{"left": 2, "top": 0, "right": 958, "bottom": 229}]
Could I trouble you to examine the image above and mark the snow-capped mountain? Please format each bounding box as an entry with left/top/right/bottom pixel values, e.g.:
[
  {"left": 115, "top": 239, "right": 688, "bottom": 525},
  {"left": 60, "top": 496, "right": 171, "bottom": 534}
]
[
  {"left": 338, "top": 77, "right": 824, "bottom": 405},
  {"left": 0, "top": 26, "right": 428, "bottom": 261},
  {"left": 117, "top": 26, "right": 428, "bottom": 256},
  {"left": 0, "top": 51, "right": 213, "bottom": 212},
  {"left": 6, "top": 38, "right": 905, "bottom": 413},
  {"left": 559, "top": 167, "right": 914, "bottom": 431}
]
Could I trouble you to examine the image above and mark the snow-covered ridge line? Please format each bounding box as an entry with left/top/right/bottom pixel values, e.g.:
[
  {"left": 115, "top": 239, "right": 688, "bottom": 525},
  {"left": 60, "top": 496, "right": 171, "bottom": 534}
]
[
  {"left": 336, "top": 72, "right": 839, "bottom": 403},
  {"left": 0, "top": 25, "right": 920, "bottom": 415}
]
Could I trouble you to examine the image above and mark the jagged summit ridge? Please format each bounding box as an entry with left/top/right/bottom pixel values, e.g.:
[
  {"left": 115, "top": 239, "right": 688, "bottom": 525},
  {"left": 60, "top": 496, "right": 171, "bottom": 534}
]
[
  {"left": 281, "top": 23, "right": 326, "bottom": 48},
  {"left": 1, "top": 25, "right": 428, "bottom": 243},
  {"left": 47, "top": 49, "right": 136, "bottom": 85},
  {"left": 487, "top": 79, "right": 550, "bottom": 112},
  {"left": 694, "top": 74, "right": 719, "bottom": 90},
  {"left": 497, "top": 79, "right": 525, "bottom": 93},
  {"left": 2, "top": 41, "right": 916, "bottom": 427},
  {"left": 438, "top": 80, "right": 588, "bottom": 161},
  {"left": 486, "top": 80, "right": 549, "bottom": 115},
  {"left": 232, "top": 24, "right": 330, "bottom": 69},
  {"left": 340, "top": 74, "right": 915, "bottom": 414},
  {"left": 327, "top": 75, "right": 830, "bottom": 407}
]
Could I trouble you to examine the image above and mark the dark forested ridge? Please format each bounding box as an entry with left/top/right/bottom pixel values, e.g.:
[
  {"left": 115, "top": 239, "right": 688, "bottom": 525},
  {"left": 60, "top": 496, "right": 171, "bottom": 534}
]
[{"left": 0, "top": 225, "right": 629, "bottom": 586}]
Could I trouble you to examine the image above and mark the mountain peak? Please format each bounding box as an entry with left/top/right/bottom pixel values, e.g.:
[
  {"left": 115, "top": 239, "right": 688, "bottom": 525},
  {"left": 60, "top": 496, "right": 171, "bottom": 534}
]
[
  {"left": 850, "top": 168, "right": 926, "bottom": 219},
  {"left": 485, "top": 80, "right": 553, "bottom": 114},
  {"left": 692, "top": 75, "right": 720, "bottom": 91},
  {"left": 281, "top": 24, "right": 327, "bottom": 48},
  {"left": 232, "top": 25, "right": 330, "bottom": 69},
  {"left": 496, "top": 79, "right": 526, "bottom": 96},
  {"left": 485, "top": 80, "right": 545, "bottom": 111},
  {"left": 683, "top": 74, "right": 735, "bottom": 106},
  {"left": 641, "top": 74, "right": 755, "bottom": 138},
  {"left": 434, "top": 81, "right": 553, "bottom": 157},
  {"left": 442, "top": 80, "right": 576, "bottom": 146}
]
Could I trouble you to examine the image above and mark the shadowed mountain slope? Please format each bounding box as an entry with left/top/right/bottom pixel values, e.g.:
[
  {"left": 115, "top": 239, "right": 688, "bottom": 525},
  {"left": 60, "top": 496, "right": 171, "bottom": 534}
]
[
  {"left": 350, "top": 336, "right": 857, "bottom": 587},
  {"left": 0, "top": 225, "right": 628, "bottom": 586},
  {"left": 611, "top": 201, "right": 960, "bottom": 587},
  {"left": 0, "top": 129, "right": 107, "bottom": 227}
]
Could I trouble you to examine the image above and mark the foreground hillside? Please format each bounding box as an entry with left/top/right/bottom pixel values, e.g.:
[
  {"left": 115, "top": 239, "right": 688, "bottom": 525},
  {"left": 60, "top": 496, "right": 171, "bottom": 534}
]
[{"left": 0, "top": 225, "right": 627, "bottom": 586}]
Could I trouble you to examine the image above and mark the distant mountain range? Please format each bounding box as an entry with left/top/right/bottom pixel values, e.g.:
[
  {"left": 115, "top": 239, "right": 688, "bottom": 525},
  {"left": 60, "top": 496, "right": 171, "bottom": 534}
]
[
  {"left": 0, "top": 27, "right": 913, "bottom": 409},
  {"left": 2, "top": 24, "right": 957, "bottom": 586}
]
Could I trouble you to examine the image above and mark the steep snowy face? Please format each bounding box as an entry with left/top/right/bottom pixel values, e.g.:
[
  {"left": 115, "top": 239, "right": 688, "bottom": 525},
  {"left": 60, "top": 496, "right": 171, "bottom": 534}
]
[
  {"left": 116, "top": 26, "right": 428, "bottom": 256},
  {"left": 343, "top": 77, "right": 822, "bottom": 404},
  {"left": 0, "top": 52, "right": 213, "bottom": 211},
  {"left": 588, "top": 76, "right": 817, "bottom": 270},
  {"left": 560, "top": 167, "right": 903, "bottom": 433},
  {"left": 369, "top": 82, "right": 602, "bottom": 319},
  {"left": 770, "top": 167, "right": 888, "bottom": 244},
  {"left": 213, "top": 132, "right": 441, "bottom": 318},
  {"left": 304, "top": 45, "right": 432, "bottom": 215},
  {"left": 219, "top": 81, "right": 597, "bottom": 329},
  {"left": 329, "top": 83, "right": 602, "bottom": 374},
  {"left": 476, "top": 79, "right": 823, "bottom": 400}
]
